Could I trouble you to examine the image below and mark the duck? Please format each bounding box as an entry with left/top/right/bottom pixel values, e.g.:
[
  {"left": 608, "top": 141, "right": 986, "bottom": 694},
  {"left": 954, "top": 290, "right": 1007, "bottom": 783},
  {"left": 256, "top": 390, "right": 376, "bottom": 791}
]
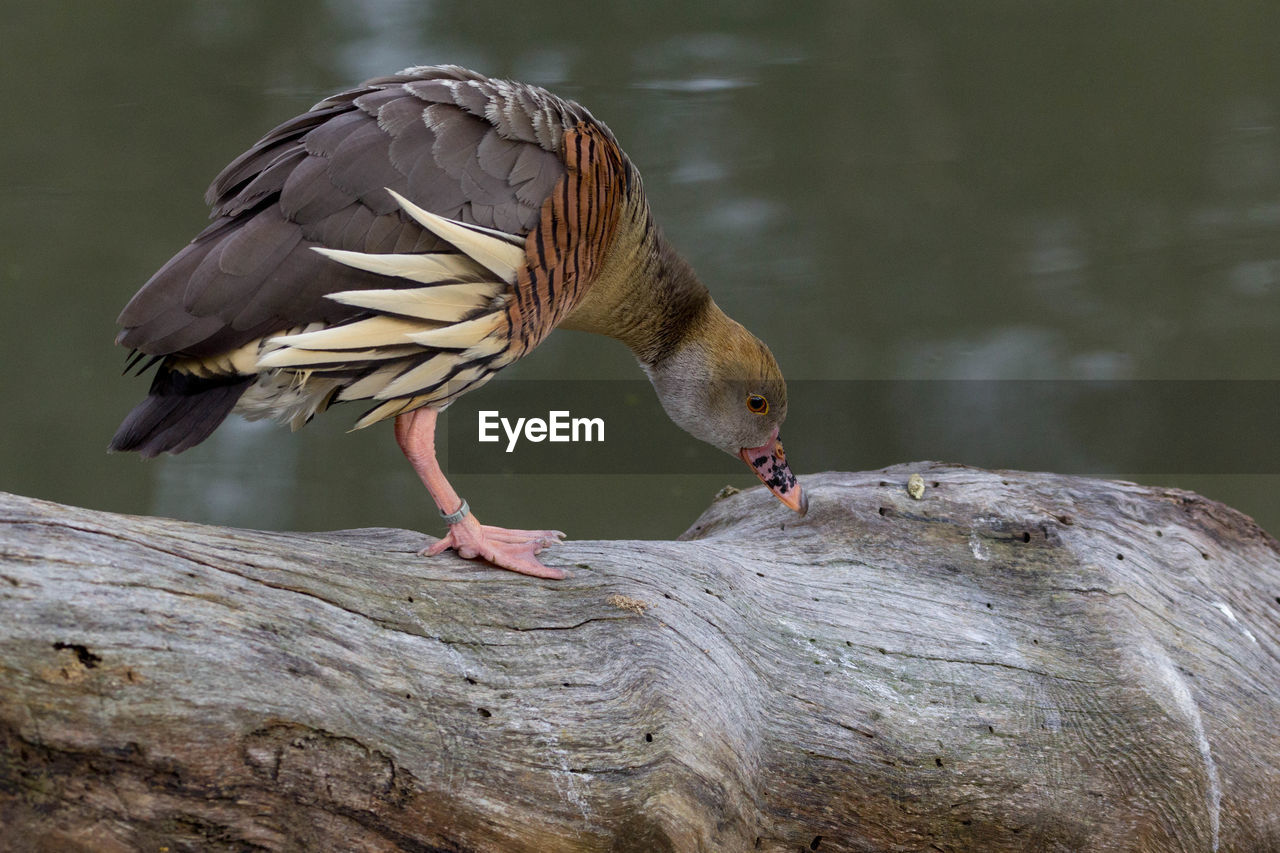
[{"left": 111, "top": 65, "right": 806, "bottom": 579}]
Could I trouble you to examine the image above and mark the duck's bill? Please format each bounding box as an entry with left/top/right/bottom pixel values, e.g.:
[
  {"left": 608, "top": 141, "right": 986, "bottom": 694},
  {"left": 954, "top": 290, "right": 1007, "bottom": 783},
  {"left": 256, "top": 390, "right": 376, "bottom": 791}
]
[{"left": 738, "top": 430, "right": 808, "bottom": 516}]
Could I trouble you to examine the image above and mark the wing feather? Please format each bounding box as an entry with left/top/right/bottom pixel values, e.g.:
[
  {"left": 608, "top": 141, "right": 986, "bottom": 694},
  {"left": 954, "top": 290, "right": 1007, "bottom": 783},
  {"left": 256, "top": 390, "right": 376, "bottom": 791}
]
[
  {"left": 327, "top": 121, "right": 404, "bottom": 213},
  {"left": 310, "top": 247, "right": 486, "bottom": 286},
  {"left": 373, "top": 357, "right": 457, "bottom": 400},
  {"left": 263, "top": 315, "right": 427, "bottom": 354},
  {"left": 335, "top": 363, "right": 406, "bottom": 401},
  {"left": 376, "top": 95, "right": 430, "bottom": 139},
  {"left": 427, "top": 106, "right": 489, "bottom": 179},
  {"left": 404, "top": 311, "right": 503, "bottom": 349},
  {"left": 182, "top": 208, "right": 303, "bottom": 316},
  {"left": 404, "top": 78, "right": 462, "bottom": 104},
  {"left": 327, "top": 282, "right": 499, "bottom": 321},
  {"left": 386, "top": 190, "right": 525, "bottom": 282},
  {"left": 253, "top": 344, "right": 422, "bottom": 368}
]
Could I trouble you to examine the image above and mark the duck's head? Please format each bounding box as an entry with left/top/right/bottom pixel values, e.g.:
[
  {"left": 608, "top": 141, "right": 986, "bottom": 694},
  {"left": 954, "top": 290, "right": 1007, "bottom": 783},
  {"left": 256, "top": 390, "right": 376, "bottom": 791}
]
[{"left": 645, "top": 309, "right": 807, "bottom": 515}]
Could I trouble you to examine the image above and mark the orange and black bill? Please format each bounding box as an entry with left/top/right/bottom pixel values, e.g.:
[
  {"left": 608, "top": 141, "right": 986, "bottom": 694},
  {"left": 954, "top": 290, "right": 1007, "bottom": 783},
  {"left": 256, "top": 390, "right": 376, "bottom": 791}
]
[{"left": 739, "top": 428, "right": 808, "bottom": 515}]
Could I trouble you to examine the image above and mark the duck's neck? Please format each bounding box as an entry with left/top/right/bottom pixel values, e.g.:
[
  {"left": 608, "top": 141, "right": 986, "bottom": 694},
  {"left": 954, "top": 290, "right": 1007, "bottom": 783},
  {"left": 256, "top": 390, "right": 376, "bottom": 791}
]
[{"left": 561, "top": 203, "right": 714, "bottom": 366}]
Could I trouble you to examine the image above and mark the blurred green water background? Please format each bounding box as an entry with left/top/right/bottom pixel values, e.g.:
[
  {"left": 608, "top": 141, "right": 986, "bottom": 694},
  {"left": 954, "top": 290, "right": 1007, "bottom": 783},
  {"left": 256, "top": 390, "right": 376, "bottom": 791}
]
[{"left": 1, "top": 1, "right": 1276, "bottom": 541}]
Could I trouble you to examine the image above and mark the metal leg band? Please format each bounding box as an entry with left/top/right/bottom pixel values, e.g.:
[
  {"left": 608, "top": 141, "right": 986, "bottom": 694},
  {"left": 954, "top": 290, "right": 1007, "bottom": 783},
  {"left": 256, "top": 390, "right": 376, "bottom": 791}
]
[{"left": 440, "top": 498, "right": 470, "bottom": 525}]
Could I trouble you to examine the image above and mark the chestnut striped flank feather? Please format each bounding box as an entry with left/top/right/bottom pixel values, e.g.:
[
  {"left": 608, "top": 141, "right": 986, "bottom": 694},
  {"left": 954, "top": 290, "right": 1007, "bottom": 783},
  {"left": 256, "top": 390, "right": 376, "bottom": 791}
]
[{"left": 508, "top": 124, "right": 630, "bottom": 352}]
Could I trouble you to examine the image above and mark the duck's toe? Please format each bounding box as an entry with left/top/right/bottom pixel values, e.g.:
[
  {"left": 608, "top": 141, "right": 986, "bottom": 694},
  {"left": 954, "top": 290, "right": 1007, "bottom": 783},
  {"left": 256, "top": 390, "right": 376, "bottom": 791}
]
[{"left": 421, "top": 516, "right": 566, "bottom": 579}]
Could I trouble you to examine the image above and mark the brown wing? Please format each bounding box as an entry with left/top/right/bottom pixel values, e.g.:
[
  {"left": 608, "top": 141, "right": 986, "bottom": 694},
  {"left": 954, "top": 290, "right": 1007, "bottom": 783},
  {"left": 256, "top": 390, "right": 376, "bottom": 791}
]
[
  {"left": 246, "top": 123, "right": 639, "bottom": 429},
  {"left": 112, "top": 65, "right": 641, "bottom": 455},
  {"left": 116, "top": 65, "right": 585, "bottom": 359}
]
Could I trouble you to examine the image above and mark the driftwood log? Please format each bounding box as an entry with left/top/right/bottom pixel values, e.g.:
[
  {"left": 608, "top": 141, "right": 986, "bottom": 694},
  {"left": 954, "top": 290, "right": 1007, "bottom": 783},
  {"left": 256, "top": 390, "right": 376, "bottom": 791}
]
[{"left": 1, "top": 464, "right": 1278, "bottom": 852}]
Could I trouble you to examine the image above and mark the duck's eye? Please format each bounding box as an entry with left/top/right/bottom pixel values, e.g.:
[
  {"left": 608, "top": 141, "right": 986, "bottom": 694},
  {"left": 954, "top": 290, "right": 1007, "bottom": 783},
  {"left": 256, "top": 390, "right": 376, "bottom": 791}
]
[{"left": 746, "top": 394, "right": 769, "bottom": 414}]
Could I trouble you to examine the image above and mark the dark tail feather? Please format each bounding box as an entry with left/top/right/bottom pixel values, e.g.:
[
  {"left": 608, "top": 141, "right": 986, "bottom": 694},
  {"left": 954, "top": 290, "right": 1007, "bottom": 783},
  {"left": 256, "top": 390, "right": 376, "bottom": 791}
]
[{"left": 109, "top": 368, "right": 253, "bottom": 458}]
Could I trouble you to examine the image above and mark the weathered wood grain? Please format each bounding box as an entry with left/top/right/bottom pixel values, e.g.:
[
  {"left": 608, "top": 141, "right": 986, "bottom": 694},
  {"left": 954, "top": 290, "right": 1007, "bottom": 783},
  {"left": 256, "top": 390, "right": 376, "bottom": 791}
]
[{"left": 1, "top": 464, "right": 1278, "bottom": 852}]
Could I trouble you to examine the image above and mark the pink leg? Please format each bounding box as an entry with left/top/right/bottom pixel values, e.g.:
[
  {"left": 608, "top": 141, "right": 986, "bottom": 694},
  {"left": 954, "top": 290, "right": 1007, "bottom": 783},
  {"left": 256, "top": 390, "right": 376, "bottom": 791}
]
[{"left": 394, "top": 407, "right": 566, "bottom": 579}]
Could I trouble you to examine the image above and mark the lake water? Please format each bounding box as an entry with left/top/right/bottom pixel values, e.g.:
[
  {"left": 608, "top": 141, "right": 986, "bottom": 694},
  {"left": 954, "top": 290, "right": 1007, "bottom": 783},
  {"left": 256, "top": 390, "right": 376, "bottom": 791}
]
[{"left": 1, "top": 2, "right": 1276, "bottom": 543}]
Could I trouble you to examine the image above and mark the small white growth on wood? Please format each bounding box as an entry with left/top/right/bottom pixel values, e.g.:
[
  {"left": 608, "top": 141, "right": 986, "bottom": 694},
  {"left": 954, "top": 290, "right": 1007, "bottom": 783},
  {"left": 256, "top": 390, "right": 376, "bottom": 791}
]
[
  {"left": 1211, "top": 601, "right": 1259, "bottom": 645},
  {"left": 1140, "top": 637, "right": 1222, "bottom": 852},
  {"left": 907, "top": 473, "right": 925, "bottom": 500},
  {"left": 968, "top": 531, "right": 990, "bottom": 561}
]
